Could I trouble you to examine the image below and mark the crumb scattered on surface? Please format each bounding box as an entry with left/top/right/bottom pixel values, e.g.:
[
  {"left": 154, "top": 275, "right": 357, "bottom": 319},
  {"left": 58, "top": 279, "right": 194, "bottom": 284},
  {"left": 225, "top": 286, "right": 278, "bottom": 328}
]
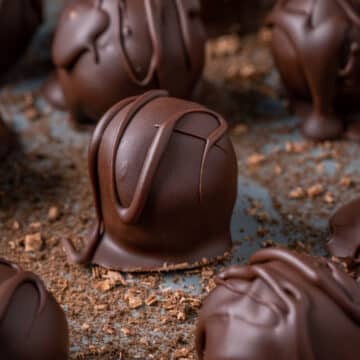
[{"left": 1, "top": 29, "right": 359, "bottom": 359}]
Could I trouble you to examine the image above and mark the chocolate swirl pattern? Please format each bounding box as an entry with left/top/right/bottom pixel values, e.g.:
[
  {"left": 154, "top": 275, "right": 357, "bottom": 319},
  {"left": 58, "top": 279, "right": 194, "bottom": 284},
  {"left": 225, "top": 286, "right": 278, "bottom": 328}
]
[
  {"left": 267, "top": 0, "right": 360, "bottom": 141},
  {"left": 196, "top": 248, "right": 360, "bottom": 360},
  {"left": 52, "top": 0, "right": 205, "bottom": 125},
  {"left": 0, "top": 259, "right": 69, "bottom": 359},
  {"left": 63, "top": 90, "right": 237, "bottom": 271}
]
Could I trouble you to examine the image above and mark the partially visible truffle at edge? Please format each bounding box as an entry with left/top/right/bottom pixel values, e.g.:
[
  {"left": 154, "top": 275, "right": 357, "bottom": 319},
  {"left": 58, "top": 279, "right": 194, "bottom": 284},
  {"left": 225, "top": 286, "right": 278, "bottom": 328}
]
[
  {"left": 0, "top": 259, "right": 69, "bottom": 359},
  {"left": 267, "top": 0, "right": 360, "bottom": 141},
  {"left": 196, "top": 248, "right": 360, "bottom": 360},
  {"left": 52, "top": 0, "right": 206, "bottom": 125}
]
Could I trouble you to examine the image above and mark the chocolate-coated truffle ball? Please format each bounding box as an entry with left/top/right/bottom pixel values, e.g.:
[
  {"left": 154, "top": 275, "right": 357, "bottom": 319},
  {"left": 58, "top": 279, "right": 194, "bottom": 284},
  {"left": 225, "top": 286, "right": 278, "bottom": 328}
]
[
  {"left": 328, "top": 197, "right": 360, "bottom": 266},
  {"left": 0, "top": 0, "right": 42, "bottom": 77},
  {"left": 201, "top": 0, "right": 274, "bottom": 36},
  {"left": 267, "top": 0, "right": 360, "bottom": 141},
  {"left": 0, "top": 259, "right": 69, "bottom": 359},
  {"left": 62, "top": 90, "right": 238, "bottom": 271},
  {"left": 52, "top": 0, "right": 206, "bottom": 126},
  {"left": 196, "top": 248, "right": 360, "bottom": 360}
]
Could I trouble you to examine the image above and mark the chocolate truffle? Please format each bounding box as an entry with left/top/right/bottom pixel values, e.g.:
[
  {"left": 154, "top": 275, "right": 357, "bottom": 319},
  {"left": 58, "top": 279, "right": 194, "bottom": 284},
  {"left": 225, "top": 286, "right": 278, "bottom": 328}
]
[
  {"left": 196, "top": 248, "right": 360, "bottom": 360},
  {"left": 52, "top": 0, "right": 206, "bottom": 125},
  {"left": 267, "top": 0, "right": 360, "bottom": 141},
  {"left": 0, "top": 0, "right": 42, "bottom": 77},
  {"left": 62, "top": 90, "right": 238, "bottom": 271},
  {"left": 0, "top": 119, "right": 13, "bottom": 159},
  {"left": 201, "top": 0, "right": 274, "bottom": 37},
  {"left": 0, "top": 259, "right": 69, "bottom": 359},
  {"left": 328, "top": 197, "right": 360, "bottom": 266}
]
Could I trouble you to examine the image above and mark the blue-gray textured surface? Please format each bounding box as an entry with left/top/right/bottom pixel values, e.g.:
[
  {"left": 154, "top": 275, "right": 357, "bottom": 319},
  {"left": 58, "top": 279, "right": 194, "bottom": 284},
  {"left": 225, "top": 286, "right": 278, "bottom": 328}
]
[{"left": 0, "top": 1, "right": 359, "bottom": 359}]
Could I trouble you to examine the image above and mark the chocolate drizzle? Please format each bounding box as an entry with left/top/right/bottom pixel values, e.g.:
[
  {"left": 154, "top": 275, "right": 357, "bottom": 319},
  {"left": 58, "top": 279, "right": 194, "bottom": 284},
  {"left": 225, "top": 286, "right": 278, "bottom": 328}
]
[
  {"left": 229, "top": 251, "right": 360, "bottom": 318},
  {"left": 336, "top": 0, "right": 360, "bottom": 27},
  {"left": 52, "top": 0, "right": 205, "bottom": 124},
  {"left": 53, "top": 0, "right": 110, "bottom": 68},
  {"left": 174, "top": 0, "right": 202, "bottom": 69},
  {"left": 267, "top": 0, "right": 360, "bottom": 141},
  {"left": 196, "top": 248, "right": 360, "bottom": 360},
  {"left": 63, "top": 90, "right": 229, "bottom": 266},
  {"left": 118, "top": 0, "right": 200, "bottom": 85},
  {"left": 62, "top": 90, "right": 236, "bottom": 271},
  {"left": 118, "top": 0, "right": 163, "bottom": 86},
  {"left": 106, "top": 91, "right": 227, "bottom": 220}
]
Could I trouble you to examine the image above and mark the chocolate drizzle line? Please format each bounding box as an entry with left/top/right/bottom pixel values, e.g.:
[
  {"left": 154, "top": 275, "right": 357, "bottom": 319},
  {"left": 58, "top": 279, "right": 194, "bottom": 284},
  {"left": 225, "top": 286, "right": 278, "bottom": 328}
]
[
  {"left": 108, "top": 94, "right": 228, "bottom": 224},
  {"left": 62, "top": 90, "right": 228, "bottom": 264},
  {"left": 213, "top": 262, "right": 312, "bottom": 359},
  {"left": 92, "top": 0, "right": 105, "bottom": 64},
  {"left": 62, "top": 95, "right": 139, "bottom": 264},
  {"left": 211, "top": 249, "right": 360, "bottom": 359},
  {"left": 196, "top": 248, "right": 360, "bottom": 360},
  {"left": 174, "top": 0, "right": 199, "bottom": 70},
  {"left": 336, "top": 0, "right": 360, "bottom": 27},
  {"left": 118, "top": 0, "right": 162, "bottom": 86},
  {"left": 219, "top": 249, "right": 360, "bottom": 322},
  {"left": 336, "top": 0, "right": 360, "bottom": 78},
  {"left": 266, "top": 0, "right": 360, "bottom": 140},
  {"left": 118, "top": 0, "right": 196, "bottom": 86},
  {"left": 0, "top": 259, "right": 47, "bottom": 335},
  {"left": 268, "top": 0, "right": 360, "bottom": 78},
  {"left": 216, "top": 249, "right": 360, "bottom": 332}
]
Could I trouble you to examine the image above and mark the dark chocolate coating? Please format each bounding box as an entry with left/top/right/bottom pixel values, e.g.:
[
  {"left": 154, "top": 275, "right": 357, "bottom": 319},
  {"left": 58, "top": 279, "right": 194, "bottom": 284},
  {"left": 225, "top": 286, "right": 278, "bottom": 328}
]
[
  {"left": 41, "top": 73, "right": 68, "bottom": 111},
  {"left": 52, "top": 0, "right": 206, "bottom": 126},
  {"left": 0, "top": 0, "right": 42, "bottom": 77},
  {"left": 0, "top": 259, "right": 69, "bottom": 360},
  {"left": 0, "top": 119, "right": 13, "bottom": 160},
  {"left": 62, "top": 90, "right": 238, "bottom": 271},
  {"left": 201, "top": 0, "right": 274, "bottom": 36},
  {"left": 267, "top": 0, "right": 360, "bottom": 141},
  {"left": 328, "top": 197, "right": 360, "bottom": 265},
  {"left": 196, "top": 248, "right": 360, "bottom": 360}
]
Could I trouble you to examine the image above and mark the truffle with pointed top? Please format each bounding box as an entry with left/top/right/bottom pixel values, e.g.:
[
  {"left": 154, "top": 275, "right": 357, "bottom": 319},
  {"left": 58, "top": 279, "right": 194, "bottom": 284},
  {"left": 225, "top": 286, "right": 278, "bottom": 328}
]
[
  {"left": 52, "top": 0, "right": 206, "bottom": 126},
  {"left": 62, "top": 90, "right": 238, "bottom": 271},
  {"left": 196, "top": 248, "right": 360, "bottom": 360},
  {"left": 0, "top": 259, "right": 69, "bottom": 359}
]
